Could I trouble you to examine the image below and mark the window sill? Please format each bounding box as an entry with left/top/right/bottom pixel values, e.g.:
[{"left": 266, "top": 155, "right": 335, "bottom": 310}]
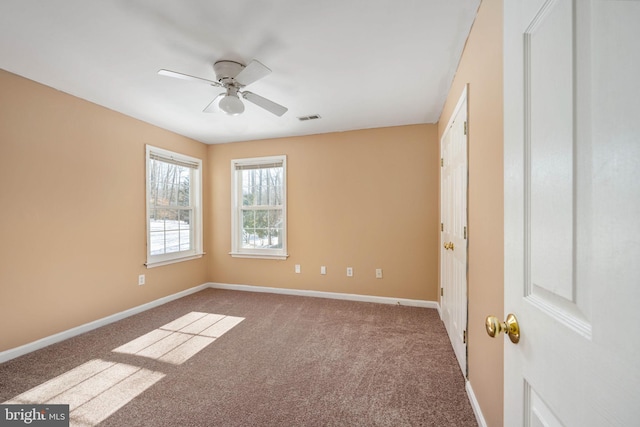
[
  {"left": 229, "top": 252, "right": 289, "bottom": 260},
  {"left": 145, "top": 253, "right": 204, "bottom": 269}
]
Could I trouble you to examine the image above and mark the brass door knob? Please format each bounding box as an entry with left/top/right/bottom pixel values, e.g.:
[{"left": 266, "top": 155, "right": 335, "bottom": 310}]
[
  {"left": 485, "top": 313, "right": 520, "bottom": 344},
  {"left": 443, "top": 242, "right": 455, "bottom": 250}
]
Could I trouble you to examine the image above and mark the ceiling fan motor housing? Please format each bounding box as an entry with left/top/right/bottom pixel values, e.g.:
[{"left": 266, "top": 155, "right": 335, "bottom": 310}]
[{"left": 213, "top": 60, "right": 244, "bottom": 86}]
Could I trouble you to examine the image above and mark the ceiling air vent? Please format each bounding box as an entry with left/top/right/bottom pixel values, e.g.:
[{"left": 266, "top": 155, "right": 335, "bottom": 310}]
[{"left": 297, "top": 114, "right": 322, "bottom": 121}]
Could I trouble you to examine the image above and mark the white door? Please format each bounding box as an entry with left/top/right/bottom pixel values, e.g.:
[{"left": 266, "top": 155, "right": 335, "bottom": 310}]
[
  {"left": 440, "top": 87, "right": 468, "bottom": 375},
  {"left": 503, "top": 0, "right": 640, "bottom": 425}
]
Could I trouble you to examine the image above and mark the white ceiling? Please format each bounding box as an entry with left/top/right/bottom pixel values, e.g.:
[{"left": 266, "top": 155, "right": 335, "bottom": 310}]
[{"left": 0, "top": 0, "right": 480, "bottom": 144}]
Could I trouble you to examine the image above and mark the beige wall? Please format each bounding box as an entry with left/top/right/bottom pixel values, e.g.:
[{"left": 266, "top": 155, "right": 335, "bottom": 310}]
[
  {"left": 208, "top": 125, "right": 440, "bottom": 301},
  {"left": 438, "top": 1, "right": 504, "bottom": 426},
  {"left": 0, "top": 70, "right": 209, "bottom": 351}
]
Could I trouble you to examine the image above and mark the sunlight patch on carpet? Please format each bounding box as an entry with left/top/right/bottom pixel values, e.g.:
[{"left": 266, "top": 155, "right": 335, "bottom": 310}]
[
  {"left": 113, "top": 312, "right": 244, "bottom": 365},
  {"left": 3, "top": 359, "right": 165, "bottom": 427},
  {"left": 2, "top": 312, "right": 243, "bottom": 426}
]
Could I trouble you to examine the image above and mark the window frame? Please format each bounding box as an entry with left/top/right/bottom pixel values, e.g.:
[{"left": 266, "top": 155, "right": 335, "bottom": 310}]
[
  {"left": 230, "top": 155, "right": 288, "bottom": 260},
  {"left": 145, "top": 145, "right": 203, "bottom": 268}
]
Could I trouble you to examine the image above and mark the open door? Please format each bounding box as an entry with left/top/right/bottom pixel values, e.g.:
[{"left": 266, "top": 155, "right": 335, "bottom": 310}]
[
  {"left": 502, "top": 0, "right": 640, "bottom": 425},
  {"left": 440, "top": 86, "right": 468, "bottom": 376}
]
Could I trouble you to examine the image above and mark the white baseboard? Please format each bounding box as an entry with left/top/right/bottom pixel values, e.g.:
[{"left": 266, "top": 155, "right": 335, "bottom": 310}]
[
  {"left": 0, "top": 282, "right": 439, "bottom": 364},
  {"left": 208, "top": 282, "right": 440, "bottom": 309},
  {"left": 466, "top": 380, "right": 488, "bottom": 427},
  {"left": 0, "top": 283, "right": 210, "bottom": 364}
]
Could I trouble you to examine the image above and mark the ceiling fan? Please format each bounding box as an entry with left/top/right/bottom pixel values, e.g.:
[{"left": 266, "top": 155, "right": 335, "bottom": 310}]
[{"left": 158, "top": 59, "right": 288, "bottom": 117}]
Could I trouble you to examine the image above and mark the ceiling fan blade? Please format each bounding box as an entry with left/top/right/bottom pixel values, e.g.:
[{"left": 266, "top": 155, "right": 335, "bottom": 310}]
[
  {"left": 158, "top": 69, "right": 221, "bottom": 87},
  {"left": 242, "top": 91, "right": 288, "bottom": 117},
  {"left": 203, "top": 93, "right": 225, "bottom": 113},
  {"left": 235, "top": 60, "right": 271, "bottom": 86}
]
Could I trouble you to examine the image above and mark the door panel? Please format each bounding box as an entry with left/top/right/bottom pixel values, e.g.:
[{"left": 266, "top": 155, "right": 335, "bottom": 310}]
[
  {"left": 440, "top": 87, "right": 468, "bottom": 375},
  {"left": 525, "top": 0, "right": 591, "bottom": 337},
  {"left": 527, "top": 0, "right": 575, "bottom": 302},
  {"left": 504, "top": 0, "right": 640, "bottom": 425},
  {"left": 526, "top": 383, "right": 563, "bottom": 427}
]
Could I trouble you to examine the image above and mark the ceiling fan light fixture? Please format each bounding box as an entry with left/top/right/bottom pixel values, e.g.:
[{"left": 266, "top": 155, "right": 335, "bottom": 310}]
[
  {"left": 160, "top": 58, "right": 287, "bottom": 117},
  {"left": 219, "top": 94, "right": 245, "bottom": 115}
]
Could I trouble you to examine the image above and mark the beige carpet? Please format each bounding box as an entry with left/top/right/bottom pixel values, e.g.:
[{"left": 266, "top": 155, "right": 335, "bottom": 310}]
[{"left": 0, "top": 289, "right": 477, "bottom": 426}]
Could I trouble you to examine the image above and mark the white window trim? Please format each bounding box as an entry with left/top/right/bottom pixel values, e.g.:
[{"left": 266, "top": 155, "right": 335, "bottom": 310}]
[
  {"left": 230, "top": 155, "right": 288, "bottom": 260},
  {"left": 145, "top": 145, "right": 204, "bottom": 268}
]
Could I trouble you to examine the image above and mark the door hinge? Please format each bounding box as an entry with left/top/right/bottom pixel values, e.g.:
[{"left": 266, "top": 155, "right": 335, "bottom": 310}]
[
  {"left": 440, "top": 288, "right": 443, "bottom": 297},
  {"left": 464, "top": 226, "right": 467, "bottom": 239},
  {"left": 463, "top": 330, "right": 467, "bottom": 344},
  {"left": 464, "top": 121, "right": 467, "bottom": 135},
  {"left": 441, "top": 223, "right": 444, "bottom": 232},
  {"left": 440, "top": 158, "right": 444, "bottom": 167}
]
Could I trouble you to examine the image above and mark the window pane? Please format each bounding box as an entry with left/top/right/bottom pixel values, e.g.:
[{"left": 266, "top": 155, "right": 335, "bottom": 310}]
[
  {"left": 269, "top": 229, "right": 283, "bottom": 248},
  {"left": 240, "top": 207, "right": 284, "bottom": 249},
  {"left": 150, "top": 232, "right": 165, "bottom": 255},
  {"left": 165, "top": 220, "right": 179, "bottom": 231},
  {"left": 179, "top": 209, "right": 191, "bottom": 225},
  {"left": 179, "top": 229, "right": 191, "bottom": 251},
  {"left": 242, "top": 189, "right": 254, "bottom": 206},
  {"left": 149, "top": 210, "right": 163, "bottom": 231},
  {"left": 242, "top": 231, "right": 260, "bottom": 249},
  {"left": 268, "top": 186, "right": 277, "bottom": 205},
  {"left": 178, "top": 168, "right": 190, "bottom": 206},
  {"left": 261, "top": 187, "right": 267, "bottom": 205},
  {"left": 242, "top": 210, "right": 254, "bottom": 229},
  {"left": 241, "top": 167, "right": 283, "bottom": 207},
  {"left": 254, "top": 229, "right": 269, "bottom": 248},
  {"left": 268, "top": 210, "right": 283, "bottom": 228},
  {"left": 164, "top": 230, "right": 180, "bottom": 253},
  {"left": 149, "top": 159, "right": 192, "bottom": 208},
  {"left": 149, "top": 208, "right": 193, "bottom": 255},
  {"left": 254, "top": 210, "right": 268, "bottom": 228}
]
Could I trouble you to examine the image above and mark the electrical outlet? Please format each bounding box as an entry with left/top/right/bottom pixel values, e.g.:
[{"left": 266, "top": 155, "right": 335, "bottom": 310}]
[
  {"left": 375, "top": 268, "right": 383, "bottom": 279},
  {"left": 295, "top": 264, "right": 301, "bottom": 274},
  {"left": 346, "top": 267, "right": 353, "bottom": 277},
  {"left": 320, "top": 266, "right": 327, "bottom": 275},
  {"left": 138, "top": 274, "right": 145, "bottom": 286}
]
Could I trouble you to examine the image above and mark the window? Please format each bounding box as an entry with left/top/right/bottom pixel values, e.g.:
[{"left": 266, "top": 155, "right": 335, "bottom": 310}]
[
  {"left": 146, "top": 145, "right": 203, "bottom": 267},
  {"left": 230, "top": 155, "right": 287, "bottom": 259}
]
